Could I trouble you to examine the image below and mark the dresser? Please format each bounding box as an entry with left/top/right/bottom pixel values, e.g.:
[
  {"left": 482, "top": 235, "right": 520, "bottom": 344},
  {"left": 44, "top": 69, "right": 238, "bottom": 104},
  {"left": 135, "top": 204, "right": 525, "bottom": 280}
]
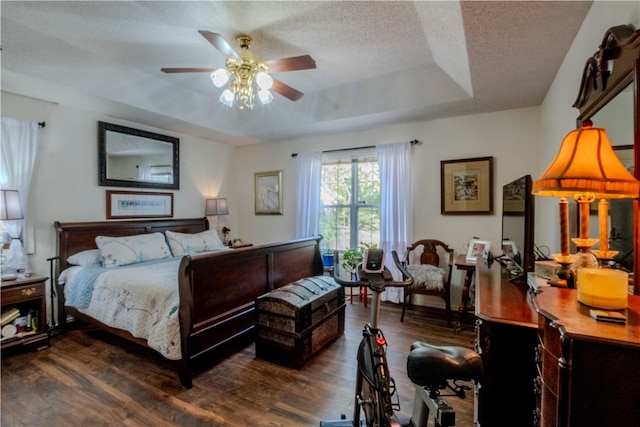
[
  {"left": 534, "top": 287, "right": 640, "bottom": 426},
  {"left": 475, "top": 262, "right": 640, "bottom": 427}
]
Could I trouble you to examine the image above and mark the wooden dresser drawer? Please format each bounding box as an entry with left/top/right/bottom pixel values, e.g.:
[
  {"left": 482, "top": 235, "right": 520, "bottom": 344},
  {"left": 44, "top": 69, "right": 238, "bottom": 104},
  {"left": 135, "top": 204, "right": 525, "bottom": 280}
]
[
  {"left": 540, "top": 317, "right": 562, "bottom": 358},
  {"left": 541, "top": 347, "right": 559, "bottom": 393},
  {"left": 541, "top": 382, "right": 558, "bottom": 426}
]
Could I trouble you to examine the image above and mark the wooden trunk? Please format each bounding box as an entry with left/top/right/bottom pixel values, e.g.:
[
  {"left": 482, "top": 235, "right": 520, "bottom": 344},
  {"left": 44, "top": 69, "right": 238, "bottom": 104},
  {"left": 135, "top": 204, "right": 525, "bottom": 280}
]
[{"left": 255, "top": 276, "right": 345, "bottom": 369}]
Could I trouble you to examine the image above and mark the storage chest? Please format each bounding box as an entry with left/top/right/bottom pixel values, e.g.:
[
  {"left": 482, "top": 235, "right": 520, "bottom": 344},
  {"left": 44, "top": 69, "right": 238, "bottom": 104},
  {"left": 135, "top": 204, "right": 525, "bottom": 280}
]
[{"left": 255, "top": 275, "right": 345, "bottom": 369}]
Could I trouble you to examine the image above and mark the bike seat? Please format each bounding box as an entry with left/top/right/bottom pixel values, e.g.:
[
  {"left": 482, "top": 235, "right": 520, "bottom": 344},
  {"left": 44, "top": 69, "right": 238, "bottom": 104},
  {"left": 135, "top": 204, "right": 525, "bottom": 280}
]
[{"left": 406, "top": 342, "right": 483, "bottom": 385}]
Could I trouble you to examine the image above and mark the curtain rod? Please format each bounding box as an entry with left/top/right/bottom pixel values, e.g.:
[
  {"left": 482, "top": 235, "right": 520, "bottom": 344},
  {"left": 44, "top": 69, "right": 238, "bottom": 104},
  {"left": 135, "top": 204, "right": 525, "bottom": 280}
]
[
  {"left": 291, "top": 139, "right": 420, "bottom": 158},
  {"left": 38, "top": 121, "right": 46, "bottom": 128}
]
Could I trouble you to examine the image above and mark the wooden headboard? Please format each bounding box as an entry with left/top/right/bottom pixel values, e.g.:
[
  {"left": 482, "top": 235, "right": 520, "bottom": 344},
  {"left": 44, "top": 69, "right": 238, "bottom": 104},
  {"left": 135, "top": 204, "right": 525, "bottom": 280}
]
[{"left": 54, "top": 217, "right": 209, "bottom": 273}]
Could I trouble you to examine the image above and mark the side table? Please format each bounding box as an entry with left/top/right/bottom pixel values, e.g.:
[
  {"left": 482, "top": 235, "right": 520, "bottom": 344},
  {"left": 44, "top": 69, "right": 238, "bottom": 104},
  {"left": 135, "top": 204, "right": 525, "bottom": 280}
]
[
  {"left": 455, "top": 254, "right": 475, "bottom": 327},
  {"left": 1, "top": 274, "right": 50, "bottom": 351}
]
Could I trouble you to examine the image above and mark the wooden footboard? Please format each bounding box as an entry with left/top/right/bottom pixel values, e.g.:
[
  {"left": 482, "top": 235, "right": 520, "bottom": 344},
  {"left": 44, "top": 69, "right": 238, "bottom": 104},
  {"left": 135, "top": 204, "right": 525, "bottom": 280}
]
[
  {"left": 55, "top": 218, "right": 323, "bottom": 388},
  {"left": 177, "top": 236, "right": 323, "bottom": 388}
]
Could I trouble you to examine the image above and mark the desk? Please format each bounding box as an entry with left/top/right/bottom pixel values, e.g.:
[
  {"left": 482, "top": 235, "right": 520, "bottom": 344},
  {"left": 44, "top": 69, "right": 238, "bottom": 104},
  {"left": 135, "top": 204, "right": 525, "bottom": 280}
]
[
  {"left": 455, "top": 254, "right": 475, "bottom": 325},
  {"left": 475, "top": 262, "right": 538, "bottom": 426}
]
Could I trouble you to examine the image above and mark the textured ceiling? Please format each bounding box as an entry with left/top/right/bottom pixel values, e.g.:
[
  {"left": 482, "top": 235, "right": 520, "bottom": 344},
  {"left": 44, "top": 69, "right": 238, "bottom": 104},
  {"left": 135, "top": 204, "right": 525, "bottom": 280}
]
[{"left": 1, "top": 1, "right": 593, "bottom": 145}]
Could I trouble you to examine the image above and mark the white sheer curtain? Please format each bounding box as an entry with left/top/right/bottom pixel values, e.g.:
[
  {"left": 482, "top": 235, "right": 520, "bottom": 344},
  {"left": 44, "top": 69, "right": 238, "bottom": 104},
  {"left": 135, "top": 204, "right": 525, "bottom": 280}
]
[
  {"left": 137, "top": 165, "right": 152, "bottom": 181},
  {"left": 377, "top": 141, "right": 413, "bottom": 303},
  {"left": 295, "top": 152, "right": 323, "bottom": 238},
  {"left": 1, "top": 117, "right": 38, "bottom": 273}
]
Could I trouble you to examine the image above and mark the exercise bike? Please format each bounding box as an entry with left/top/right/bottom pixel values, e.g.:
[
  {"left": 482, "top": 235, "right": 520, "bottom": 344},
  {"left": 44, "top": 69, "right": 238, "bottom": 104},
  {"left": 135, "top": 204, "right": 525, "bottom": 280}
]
[{"left": 321, "top": 249, "right": 483, "bottom": 427}]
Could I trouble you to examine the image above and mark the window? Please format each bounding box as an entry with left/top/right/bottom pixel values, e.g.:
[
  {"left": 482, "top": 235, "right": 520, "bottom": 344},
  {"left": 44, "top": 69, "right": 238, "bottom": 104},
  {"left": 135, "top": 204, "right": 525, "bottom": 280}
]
[
  {"left": 150, "top": 165, "right": 173, "bottom": 183},
  {"left": 319, "top": 149, "right": 380, "bottom": 250}
]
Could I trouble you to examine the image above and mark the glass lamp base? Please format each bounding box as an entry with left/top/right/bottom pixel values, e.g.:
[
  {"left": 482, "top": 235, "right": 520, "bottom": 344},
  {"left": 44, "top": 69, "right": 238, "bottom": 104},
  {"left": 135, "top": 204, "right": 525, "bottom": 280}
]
[{"left": 572, "top": 238, "right": 599, "bottom": 270}]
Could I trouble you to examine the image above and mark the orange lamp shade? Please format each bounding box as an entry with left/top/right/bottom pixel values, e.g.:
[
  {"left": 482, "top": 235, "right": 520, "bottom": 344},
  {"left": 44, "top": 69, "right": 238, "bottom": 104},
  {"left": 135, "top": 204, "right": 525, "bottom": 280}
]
[{"left": 532, "top": 120, "right": 640, "bottom": 199}]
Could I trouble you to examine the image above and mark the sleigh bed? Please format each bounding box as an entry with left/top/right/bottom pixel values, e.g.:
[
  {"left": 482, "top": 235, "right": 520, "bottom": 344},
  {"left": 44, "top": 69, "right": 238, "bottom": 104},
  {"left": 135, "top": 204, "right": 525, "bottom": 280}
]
[{"left": 54, "top": 217, "right": 324, "bottom": 388}]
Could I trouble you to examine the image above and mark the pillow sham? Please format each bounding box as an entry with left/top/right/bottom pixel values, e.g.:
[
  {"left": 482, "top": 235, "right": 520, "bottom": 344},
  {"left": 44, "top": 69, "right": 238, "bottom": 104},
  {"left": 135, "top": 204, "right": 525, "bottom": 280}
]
[
  {"left": 67, "top": 249, "right": 102, "bottom": 266},
  {"left": 165, "top": 229, "right": 225, "bottom": 256},
  {"left": 96, "top": 232, "right": 172, "bottom": 267}
]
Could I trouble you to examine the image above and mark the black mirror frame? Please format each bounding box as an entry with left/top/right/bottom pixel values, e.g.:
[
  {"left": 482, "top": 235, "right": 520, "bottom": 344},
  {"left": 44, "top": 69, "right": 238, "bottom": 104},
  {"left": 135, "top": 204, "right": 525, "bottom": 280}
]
[{"left": 98, "top": 121, "right": 180, "bottom": 190}]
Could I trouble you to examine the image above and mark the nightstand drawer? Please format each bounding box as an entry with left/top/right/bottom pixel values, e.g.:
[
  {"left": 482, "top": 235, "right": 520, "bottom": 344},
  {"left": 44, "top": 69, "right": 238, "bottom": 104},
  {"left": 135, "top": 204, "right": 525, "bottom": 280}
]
[{"left": 2, "top": 282, "right": 45, "bottom": 303}]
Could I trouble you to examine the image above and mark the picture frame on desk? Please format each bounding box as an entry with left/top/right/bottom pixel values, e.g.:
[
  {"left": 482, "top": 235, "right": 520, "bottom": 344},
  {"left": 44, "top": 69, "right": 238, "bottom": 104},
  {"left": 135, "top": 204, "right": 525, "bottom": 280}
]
[
  {"left": 466, "top": 238, "right": 491, "bottom": 263},
  {"left": 502, "top": 240, "right": 518, "bottom": 260}
]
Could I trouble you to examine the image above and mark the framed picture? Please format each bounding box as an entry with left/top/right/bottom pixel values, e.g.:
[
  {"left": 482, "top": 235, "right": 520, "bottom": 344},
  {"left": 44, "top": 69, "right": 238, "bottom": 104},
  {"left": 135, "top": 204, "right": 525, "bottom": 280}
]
[
  {"left": 466, "top": 238, "right": 492, "bottom": 263},
  {"left": 502, "top": 240, "right": 518, "bottom": 259},
  {"left": 441, "top": 156, "right": 493, "bottom": 215},
  {"left": 106, "top": 190, "right": 173, "bottom": 219},
  {"left": 255, "top": 171, "right": 283, "bottom": 215},
  {"left": 503, "top": 178, "right": 527, "bottom": 215}
]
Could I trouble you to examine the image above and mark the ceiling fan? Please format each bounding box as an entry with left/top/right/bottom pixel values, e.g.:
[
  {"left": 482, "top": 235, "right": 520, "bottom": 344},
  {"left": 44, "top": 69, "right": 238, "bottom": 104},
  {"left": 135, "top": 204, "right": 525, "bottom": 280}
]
[{"left": 161, "top": 30, "right": 316, "bottom": 109}]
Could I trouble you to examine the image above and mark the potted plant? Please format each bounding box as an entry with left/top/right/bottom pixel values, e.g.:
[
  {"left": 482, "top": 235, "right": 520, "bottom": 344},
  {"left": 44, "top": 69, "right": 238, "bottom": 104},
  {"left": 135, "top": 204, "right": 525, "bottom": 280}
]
[
  {"left": 321, "top": 249, "right": 335, "bottom": 268},
  {"left": 342, "top": 248, "right": 364, "bottom": 280}
]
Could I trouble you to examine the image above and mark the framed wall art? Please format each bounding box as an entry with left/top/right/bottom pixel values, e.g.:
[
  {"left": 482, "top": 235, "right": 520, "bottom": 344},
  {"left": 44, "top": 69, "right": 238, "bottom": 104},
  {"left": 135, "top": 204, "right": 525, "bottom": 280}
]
[
  {"left": 255, "top": 171, "right": 283, "bottom": 215},
  {"left": 106, "top": 190, "right": 173, "bottom": 219},
  {"left": 502, "top": 175, "right": 529, "bottom": 215},
  {"left": 441, "top": 156, "right": 494, "bottom": 215}
]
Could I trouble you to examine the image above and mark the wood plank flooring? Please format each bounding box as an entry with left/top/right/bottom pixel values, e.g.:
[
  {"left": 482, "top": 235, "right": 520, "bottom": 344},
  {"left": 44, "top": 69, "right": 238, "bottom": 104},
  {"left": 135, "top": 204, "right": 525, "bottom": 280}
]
[{"left": 1, "top": 301, "right": 476, "bottom": 427}]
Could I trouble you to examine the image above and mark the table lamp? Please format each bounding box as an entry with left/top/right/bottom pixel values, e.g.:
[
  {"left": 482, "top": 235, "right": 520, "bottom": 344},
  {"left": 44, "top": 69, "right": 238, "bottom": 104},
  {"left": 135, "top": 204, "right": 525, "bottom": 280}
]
[
  {"left": 532, "top": 120, "right": 639, "bottom": 308},
  {"left": 0, "top": 190, "right": 25, "bottom": 278},
  {"left": 205, "top": 197, "right": 229, "bottom": 240}
]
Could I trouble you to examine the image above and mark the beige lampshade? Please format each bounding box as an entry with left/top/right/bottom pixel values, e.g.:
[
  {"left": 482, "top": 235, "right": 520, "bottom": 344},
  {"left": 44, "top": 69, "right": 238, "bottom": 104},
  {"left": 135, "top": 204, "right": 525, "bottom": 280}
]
[
  {"left": 205, "top": 198, "right": 229, "bottom": 216},
  {"left": 532, "top": 120, "right": 639, "bottom": 199}
]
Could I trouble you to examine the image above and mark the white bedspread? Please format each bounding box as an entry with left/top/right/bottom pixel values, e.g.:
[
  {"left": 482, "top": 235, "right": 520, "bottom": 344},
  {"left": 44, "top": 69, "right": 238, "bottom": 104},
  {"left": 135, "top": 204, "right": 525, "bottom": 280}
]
[{"left": 63, "top": 258, "right": 182, "bottom": 360}]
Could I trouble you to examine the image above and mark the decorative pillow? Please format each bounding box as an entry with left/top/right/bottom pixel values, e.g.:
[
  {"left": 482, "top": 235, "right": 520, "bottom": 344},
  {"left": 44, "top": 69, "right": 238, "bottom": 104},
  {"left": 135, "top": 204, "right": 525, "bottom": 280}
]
[
  {"left": 96, "top": 233, "right": 172, "bottom": 267},
  {"left": 165, "top": 230, "right": 225, "bottom": 256},
  {"left": 407, "top": 264, "right": 446, "bottom": 291},
  {"left": 67, "top": 249, "right": 102, "bottom": 266}
]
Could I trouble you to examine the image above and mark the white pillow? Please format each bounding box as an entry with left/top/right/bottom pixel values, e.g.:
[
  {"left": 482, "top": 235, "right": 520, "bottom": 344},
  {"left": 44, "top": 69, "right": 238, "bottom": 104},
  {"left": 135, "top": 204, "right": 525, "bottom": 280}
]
[
  {"left": 165, "top": 230, "right": 225, "bottom": 256},
  {"left": 96, "top": 232, "right": 172, "bottom": 267},
  {"left": 67, "top": 249, "right": 102, "bottom": 266}
]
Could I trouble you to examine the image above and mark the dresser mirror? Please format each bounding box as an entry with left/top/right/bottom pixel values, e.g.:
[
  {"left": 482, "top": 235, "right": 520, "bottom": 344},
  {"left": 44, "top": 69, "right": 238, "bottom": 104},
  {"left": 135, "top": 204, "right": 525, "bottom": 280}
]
[
  {"left": 574, "top": 25, "right": 639, "bottom": 294},
  {"left": 98, "top": 121, "right": 180, "bottom": 190}
]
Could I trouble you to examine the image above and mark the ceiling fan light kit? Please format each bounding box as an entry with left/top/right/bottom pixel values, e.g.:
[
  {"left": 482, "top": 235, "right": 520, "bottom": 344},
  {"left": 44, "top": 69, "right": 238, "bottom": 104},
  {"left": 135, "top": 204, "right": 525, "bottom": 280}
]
[{"left": 162, "top": 31, "right": 316, "bottom": 110}]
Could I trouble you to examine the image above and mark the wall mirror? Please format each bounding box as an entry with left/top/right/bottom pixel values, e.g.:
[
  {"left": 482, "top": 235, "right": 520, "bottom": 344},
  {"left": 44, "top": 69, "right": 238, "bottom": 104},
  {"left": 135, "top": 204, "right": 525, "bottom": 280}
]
[
  {"left": 98, "top": 121, "right": 180, "bottom": 190},
  {"left": 574, "top": 24, "right": 639, "bottom": 294}
]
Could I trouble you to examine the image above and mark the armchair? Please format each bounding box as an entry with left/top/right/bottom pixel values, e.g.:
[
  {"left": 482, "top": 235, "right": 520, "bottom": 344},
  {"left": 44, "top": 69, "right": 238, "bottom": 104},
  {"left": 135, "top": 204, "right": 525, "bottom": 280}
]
[{"left": 394, "top": 239, "right": 454, "bottom": 326}]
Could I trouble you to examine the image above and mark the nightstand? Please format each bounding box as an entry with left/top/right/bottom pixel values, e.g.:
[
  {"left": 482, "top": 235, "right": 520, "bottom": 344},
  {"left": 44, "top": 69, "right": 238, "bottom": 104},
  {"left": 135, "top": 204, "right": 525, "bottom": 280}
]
[{"left": 1, "top": 274, "right": 49, "bottom": 351}]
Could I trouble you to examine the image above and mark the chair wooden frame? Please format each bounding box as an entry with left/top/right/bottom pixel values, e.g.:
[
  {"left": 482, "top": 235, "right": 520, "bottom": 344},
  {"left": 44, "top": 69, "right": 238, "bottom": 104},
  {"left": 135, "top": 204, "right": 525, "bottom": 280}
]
[{"left": 394, "top": 239, "right": 454, "bottom": 326}]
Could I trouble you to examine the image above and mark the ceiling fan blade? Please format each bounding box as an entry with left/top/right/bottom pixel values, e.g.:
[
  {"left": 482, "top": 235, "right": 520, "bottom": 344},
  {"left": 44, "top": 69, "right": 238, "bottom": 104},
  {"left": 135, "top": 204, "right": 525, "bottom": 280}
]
[
  {"left": 198, "top": 30, "right": 240, "bottom": 60},
  {"left": 161, "top": 67, "right": 218, "bottom": 73},
  {"left": 264, "top": 55, "right": 316, "bottom": 73},
  {"left": 271, "top": 79, "right": 304, "bottom": 101}
]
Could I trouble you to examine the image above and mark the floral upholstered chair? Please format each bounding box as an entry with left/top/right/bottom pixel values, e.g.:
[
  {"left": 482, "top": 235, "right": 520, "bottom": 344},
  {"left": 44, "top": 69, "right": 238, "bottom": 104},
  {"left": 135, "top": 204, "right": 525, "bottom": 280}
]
[{"left": 395, "top": 239, "right": 454, "bottom": 326}]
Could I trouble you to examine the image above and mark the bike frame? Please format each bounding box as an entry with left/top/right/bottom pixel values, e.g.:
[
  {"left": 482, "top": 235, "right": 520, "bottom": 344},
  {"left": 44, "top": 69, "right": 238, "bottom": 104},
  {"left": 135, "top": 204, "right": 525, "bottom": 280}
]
[{"left": 321, "top": 256, "right": 413, "bottom": 427}]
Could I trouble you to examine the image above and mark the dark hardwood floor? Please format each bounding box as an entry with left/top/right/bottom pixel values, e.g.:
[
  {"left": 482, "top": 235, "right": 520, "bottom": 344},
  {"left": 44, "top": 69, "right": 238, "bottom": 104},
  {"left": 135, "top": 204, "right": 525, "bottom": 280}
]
[{"left": 1, "top": 300, "right": 476, "bottom": 426}]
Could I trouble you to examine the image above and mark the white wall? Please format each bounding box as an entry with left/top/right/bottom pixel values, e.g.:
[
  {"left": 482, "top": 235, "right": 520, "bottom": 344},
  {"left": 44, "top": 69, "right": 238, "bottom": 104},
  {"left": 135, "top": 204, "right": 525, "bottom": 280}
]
[
  {"left": 235, "top": 106, "right": 541, "bottom": 308},
  {"left": 237, "top": 106, "right": 540, "bottom": 253},
  {"left": 538, "top": 1, "right": 639, "bottom": 255}
]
